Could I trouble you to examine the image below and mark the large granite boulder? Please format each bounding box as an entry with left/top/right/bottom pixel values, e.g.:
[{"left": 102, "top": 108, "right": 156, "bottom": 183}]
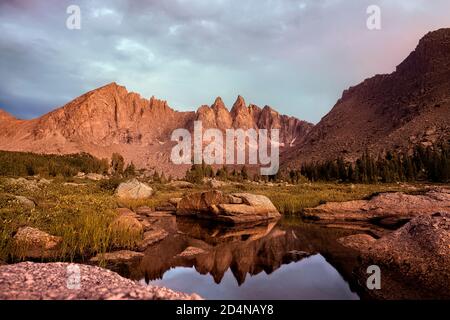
[
  {"left": 339, "top": 212, "right": 450, "bottom": 299},
  {"left": 115, "top": 179, "right": 153, "bottom": 199},
  {"left": 13, "top": 227, "right": 62, "bottom": 259},
  {"left": 176, "top": 191, "right": 281, "bottom": 224}
]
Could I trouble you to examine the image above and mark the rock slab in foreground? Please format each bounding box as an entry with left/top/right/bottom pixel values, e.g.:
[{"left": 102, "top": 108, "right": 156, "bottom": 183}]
[
  {"left": 0, "top": 262, "right": 201, "bottom": 300},
  {"left": 176, "top": 191, "right": 281, "bottom": 224},
  {"left": 339, "top": 212, "right": 450, "bottom": 299}
]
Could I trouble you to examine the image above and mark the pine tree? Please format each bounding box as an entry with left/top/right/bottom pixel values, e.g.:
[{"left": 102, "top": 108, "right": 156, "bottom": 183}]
[
  {"left": 347, "top": 164, "right": 354, "bottom": 182},
  {"left": 124, "top": 162, "right": 136, "bottom": 177},
  {"left": 111, "top": 153, "right": 125, "bottom": 175},
  {"left": 160, "top": 172, "right": 167, "bottom": 184},
  {"left": 337, "top": 157, "right": 347, "bottom": 181},
  {"left": 152, "top": 170, "right": 161, "bottom": 182},
  {"left": 241, "top": 166, "right": 249, "bottom": 180}
]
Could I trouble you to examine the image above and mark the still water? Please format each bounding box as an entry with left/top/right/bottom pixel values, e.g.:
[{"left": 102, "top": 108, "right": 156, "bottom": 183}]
[
  {"left": 144, "top": 254, "right": 359, "bottom": 300},
  {"left": 118, "top": 216, "right": 362, "bottom": 300}
]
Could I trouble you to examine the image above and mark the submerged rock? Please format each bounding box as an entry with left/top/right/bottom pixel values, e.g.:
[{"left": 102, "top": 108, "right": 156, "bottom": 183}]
[
  {"left": 115, "top": 179, "right": 154, "bottom": 199},
  {"left": 338, "top": 234, "right": 376, "bottom": 252},
  {"left": 13, "top": 227, "right": 62, "bottom": 259},
  {"left": 0, "top": 262, "right": 201, "bottom": 300},
  {"left": 137, "top": 229, "right": 169, "bottom": 252},
  {"left": 90, "top": 250, "right": 144, "bottom": 262},
  {"left": 90, "top": 250, "right": 144, "bottom": 264},
  {"left": 89, "top": 250, "right": 144, "bottom": 278}
]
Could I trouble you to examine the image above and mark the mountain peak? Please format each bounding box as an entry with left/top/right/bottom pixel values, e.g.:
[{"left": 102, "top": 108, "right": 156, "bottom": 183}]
[
  {"left": 396, "top": 28, "right": 450, "bottom": 76},
  {"left": 235, "top": 95, "right": 246, "bottom": 105},
  {"left": 104, "top": 81, "right": 119, "bottom": 87},
  {"left": 420, "top": 28, "right": 450, "bottom": 43},
  {"left": 231, "top": 95, "right": 247, "bottom": 114},
  {"left": 212, "top": 97, "right": 226, "bottom": 110},
  {"left": 81, "top": 82, "right": 130, "bottom": 102},
  {"left": 98, "top": 82, "right": 123, "bottom": 91}
]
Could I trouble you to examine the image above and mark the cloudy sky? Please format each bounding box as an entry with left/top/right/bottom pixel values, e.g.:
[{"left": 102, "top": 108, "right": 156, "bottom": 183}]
[{"left": 1, "top": 0, "right": 449, "bottom": 123}]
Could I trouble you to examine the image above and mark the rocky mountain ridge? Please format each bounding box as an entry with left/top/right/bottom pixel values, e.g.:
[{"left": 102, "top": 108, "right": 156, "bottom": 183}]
[
  {"left": 0, "top": 83, "right": 313, "bottom": 176},
  {"left": 284, "top": 28, "right": 450, "bottom": 169}
]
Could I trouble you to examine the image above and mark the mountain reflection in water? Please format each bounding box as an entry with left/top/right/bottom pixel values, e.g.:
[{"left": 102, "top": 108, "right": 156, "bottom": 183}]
[
  {"left": 144, "top": 254, "right": 358, "bottom": 300},
  {"left": 121, "top": 216, "right": 361, "bottom": 299}
]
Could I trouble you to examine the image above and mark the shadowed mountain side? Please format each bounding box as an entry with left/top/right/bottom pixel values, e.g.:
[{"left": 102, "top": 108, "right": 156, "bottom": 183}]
[{"left": 283, "top": 28, "right": 450, "bottom": 169}]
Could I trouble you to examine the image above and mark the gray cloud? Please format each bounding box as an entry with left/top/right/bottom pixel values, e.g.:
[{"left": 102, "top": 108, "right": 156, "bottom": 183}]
[{"left": 1, "top": 0, "right": 449, "bottom": 122}]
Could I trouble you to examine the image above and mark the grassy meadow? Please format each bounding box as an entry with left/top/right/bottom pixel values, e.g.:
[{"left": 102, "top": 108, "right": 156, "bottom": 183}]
[{"left": 0, "top": 173, "right": 425, "bottom": 263}]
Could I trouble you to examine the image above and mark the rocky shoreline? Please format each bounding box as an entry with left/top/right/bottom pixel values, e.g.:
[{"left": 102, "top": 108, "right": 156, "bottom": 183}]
[{"left": 302, "top": 187, "right": 450, "bottom": 299}]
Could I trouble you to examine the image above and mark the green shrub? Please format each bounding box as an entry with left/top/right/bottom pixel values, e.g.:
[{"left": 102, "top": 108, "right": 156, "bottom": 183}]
[{"left": 98, "top": 177, "right": 125, "bottom": 192}]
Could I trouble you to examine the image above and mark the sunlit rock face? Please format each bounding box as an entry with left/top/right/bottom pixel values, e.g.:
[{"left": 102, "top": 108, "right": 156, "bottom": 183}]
[{"left": 0, "top": 84, "right": 313, "bottom": 178}]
